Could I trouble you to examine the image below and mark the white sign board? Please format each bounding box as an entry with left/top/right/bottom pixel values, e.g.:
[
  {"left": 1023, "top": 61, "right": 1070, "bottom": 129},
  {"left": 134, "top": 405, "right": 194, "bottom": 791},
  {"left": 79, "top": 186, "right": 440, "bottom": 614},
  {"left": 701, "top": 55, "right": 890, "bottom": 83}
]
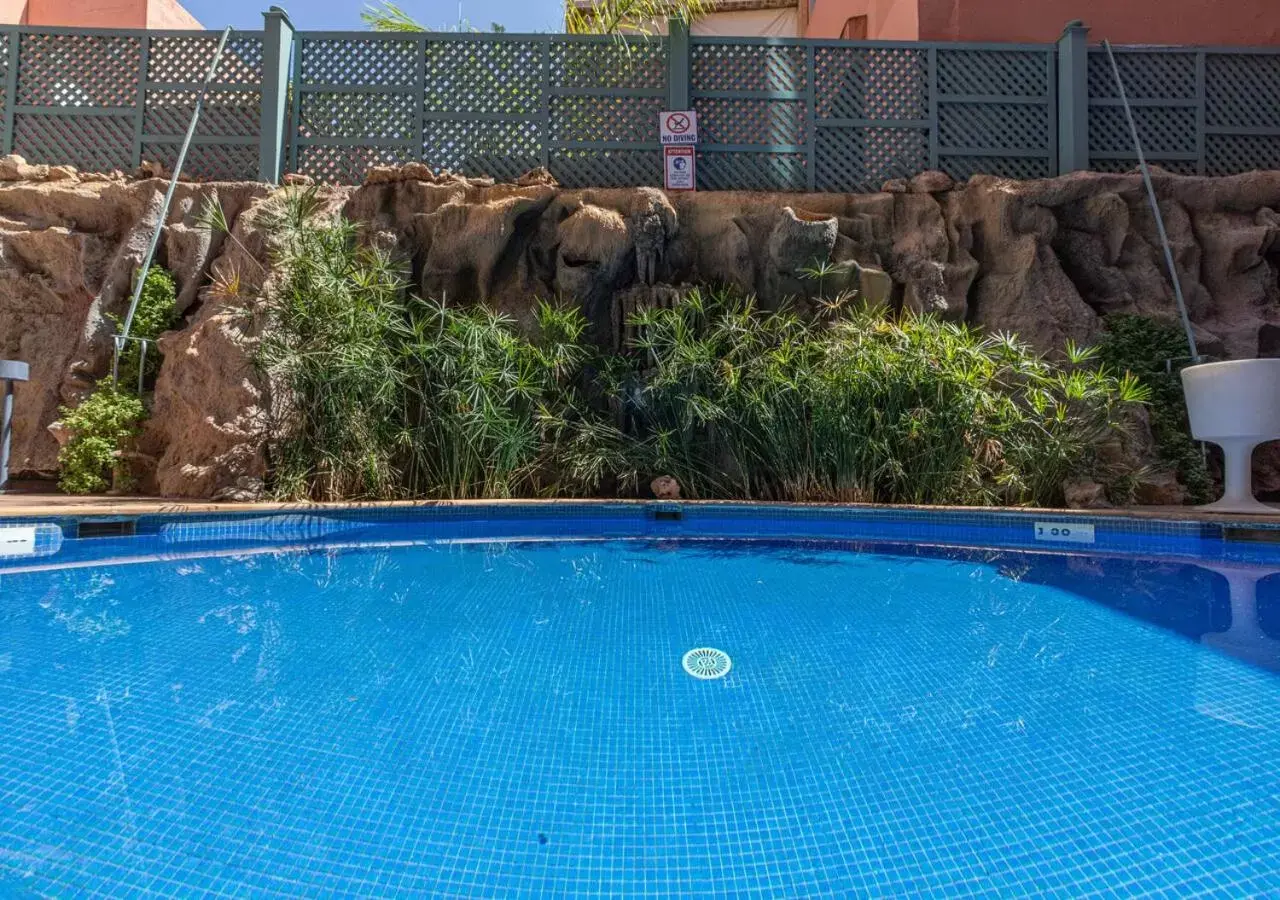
[
  {"left": 659, "top": 110, "right": 698, "bottom": 145},
  {"left": 664, "top": 146, "right": 696, "bottom": 191},
  {"left": 1033, "top": 521, "right": 1096, "bottom": 544}
]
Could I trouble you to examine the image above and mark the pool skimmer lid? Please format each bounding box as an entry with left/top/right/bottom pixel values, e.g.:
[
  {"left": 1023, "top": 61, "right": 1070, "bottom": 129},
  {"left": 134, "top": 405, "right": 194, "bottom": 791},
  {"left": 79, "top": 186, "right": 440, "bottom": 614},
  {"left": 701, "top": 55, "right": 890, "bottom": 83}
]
[{"left": 683, "top": 647, "right": 732, "bottom": 680}]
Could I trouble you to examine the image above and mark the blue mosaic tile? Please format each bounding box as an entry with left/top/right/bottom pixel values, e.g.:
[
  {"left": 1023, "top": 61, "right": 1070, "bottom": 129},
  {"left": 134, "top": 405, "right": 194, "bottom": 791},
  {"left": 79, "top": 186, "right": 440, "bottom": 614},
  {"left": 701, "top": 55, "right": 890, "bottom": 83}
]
[
  {"left": 0, "top": 506, "right": 1279, "bottom": 894},
  {"left": 0, "top": 520, "right": 64, "bottom": 561}
]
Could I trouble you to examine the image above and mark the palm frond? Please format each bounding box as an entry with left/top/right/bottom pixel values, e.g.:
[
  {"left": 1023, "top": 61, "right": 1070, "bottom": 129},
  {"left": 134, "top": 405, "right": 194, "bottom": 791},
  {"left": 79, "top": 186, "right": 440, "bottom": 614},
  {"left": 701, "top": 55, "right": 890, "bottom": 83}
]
[
  {"left": 362, "top": 1, "right": 428, "bottom": 31},
  {"left": 565, "top": 0, "right": 711, "bottom": 36}
]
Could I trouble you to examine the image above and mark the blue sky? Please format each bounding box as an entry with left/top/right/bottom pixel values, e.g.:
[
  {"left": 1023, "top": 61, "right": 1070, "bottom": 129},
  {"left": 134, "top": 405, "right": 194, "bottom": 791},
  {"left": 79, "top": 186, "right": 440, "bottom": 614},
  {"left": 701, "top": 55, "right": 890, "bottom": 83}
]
[{"left": 180, "top": 0, "right": 563, "bottom": 33}]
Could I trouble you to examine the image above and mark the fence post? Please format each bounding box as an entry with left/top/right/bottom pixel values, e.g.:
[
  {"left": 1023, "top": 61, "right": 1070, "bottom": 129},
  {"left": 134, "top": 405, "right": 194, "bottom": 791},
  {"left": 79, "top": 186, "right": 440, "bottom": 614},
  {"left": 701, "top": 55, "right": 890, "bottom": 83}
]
[
  {"left": 259, "top": 6, "right": 295, "bottom": 183},
  {"left": 2, "top": 30, "right": 19, "bottom": 156},
  {"left": 805, "top": 44, "right": 815, "bottom": 191},
  {"left": 1056, "top": 19, "right": 1089, "bottom": 174},
  {"left": 668, "top": 17, "right": 690, "bottom": 111},
  {"left": 133, "top": 35, "right": 150, "bottom": 170}
]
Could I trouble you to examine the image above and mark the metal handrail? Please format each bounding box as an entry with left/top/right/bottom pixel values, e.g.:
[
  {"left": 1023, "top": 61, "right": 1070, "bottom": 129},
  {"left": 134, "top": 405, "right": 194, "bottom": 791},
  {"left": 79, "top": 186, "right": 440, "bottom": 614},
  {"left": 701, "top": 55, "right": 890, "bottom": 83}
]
[
  {"left": 1103, "top": 39, "right": 1200, "bottom": 365},
  {"left": 112, "top": 25, "right": 234, "bottom": 388},
  {"left": 0, "top": 359, "right": 30, "bottom": 492}
]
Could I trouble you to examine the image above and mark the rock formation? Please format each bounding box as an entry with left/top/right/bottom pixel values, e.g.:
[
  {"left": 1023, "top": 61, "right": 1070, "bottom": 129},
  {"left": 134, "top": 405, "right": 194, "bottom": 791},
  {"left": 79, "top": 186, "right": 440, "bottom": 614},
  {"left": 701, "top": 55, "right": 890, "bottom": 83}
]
[{"left": 4, "top": 160, "right": 1280, "bottom": 501}]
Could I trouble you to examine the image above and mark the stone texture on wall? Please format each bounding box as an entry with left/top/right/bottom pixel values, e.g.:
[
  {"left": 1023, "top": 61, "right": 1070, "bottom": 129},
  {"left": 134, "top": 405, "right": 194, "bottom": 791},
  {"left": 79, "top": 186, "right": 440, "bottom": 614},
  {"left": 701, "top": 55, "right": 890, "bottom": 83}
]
[{"left": 3, "top": 164, "right": 1280, "bottom": 500}]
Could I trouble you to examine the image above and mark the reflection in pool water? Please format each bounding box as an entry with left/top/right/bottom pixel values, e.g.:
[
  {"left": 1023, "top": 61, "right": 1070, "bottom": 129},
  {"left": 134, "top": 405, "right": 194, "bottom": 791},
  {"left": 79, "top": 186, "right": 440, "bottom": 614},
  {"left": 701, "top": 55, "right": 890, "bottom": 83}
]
[{"left": 0, "top": 537, "right": 1278, "bottom": 895}]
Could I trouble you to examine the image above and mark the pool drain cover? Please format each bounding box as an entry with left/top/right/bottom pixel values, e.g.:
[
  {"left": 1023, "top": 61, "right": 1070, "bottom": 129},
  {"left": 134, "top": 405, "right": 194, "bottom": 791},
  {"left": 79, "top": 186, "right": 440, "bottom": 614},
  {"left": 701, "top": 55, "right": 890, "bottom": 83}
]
[{"left": 683, "top": 647, "right": 732, "bottom": 680}]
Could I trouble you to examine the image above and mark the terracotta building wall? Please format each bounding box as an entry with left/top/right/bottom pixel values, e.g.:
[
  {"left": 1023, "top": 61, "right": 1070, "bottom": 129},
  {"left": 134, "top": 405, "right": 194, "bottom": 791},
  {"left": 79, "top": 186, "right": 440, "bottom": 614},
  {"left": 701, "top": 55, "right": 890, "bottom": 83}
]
[
  {"left": 809, "top": 0, "right": 1280, "bottom": 45},
  {"left": 806, "top": 0, "right": 917, "bottom": 40},
  {"left": 0, "top": 0, "right": 25, "bottom": 23},
  {"left": 2, "top": 0, "right": 200, "bottom": 28},
  {"left": 146, "top": 0, "right": 202, "bottom": 28},
  {"left": 917, "top": 0, "right": 1280, "bottom": 45}
]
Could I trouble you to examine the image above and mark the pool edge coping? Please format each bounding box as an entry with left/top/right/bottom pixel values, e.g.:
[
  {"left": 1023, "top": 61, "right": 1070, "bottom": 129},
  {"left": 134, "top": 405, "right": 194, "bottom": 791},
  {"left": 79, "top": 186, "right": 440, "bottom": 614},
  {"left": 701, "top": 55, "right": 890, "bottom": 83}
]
[{"left": 2, "top": 494, "right": 1280, "bottom": 524}]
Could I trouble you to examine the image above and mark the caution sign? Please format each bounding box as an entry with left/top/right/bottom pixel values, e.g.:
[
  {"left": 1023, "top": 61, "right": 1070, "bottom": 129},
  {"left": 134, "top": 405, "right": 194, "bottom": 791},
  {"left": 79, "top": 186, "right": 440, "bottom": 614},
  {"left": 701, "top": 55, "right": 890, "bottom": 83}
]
[
  {"left": 659, "top": 110, "right": 698, "bottom": 145},
  {"left": 664, "top": 146, "right": 695, "bottom": 191}
]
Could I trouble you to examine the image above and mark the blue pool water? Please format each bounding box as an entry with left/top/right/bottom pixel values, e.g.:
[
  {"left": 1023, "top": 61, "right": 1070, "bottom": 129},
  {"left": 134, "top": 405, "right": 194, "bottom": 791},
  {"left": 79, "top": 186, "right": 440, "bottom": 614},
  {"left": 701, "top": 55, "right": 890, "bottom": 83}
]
[{"left": 1, "top": 514, "right": 1280, "bottom": 896}]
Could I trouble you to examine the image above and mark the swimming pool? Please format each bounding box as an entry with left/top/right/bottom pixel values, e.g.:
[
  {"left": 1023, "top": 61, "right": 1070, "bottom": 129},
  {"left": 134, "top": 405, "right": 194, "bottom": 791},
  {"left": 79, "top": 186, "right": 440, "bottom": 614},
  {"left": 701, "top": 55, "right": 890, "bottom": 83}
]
[{"left": 1, "top": 504, "right": 1278, "bottom": 895}]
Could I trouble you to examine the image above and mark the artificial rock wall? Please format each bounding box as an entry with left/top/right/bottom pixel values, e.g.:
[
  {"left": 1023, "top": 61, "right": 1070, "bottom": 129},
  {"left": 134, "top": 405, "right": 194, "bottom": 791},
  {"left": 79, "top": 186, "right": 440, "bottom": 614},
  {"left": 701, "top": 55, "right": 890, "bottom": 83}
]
[{"left": 3, "top": 162, "right": 1280, "bottom": 501}]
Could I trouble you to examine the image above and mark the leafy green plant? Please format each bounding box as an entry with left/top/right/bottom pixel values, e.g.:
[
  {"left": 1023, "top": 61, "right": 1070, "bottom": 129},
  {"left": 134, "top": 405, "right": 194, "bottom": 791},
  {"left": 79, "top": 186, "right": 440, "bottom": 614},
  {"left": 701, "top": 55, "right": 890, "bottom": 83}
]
[
  {"left": 252, "top": 190, "right": 632, "bottom": 501},
  {"left": 625, "top": 288, "right": 1148, "bottom": 506},
  {"left": 255, "top": 189, "right": 412, "bottom": 501},
  {"left": 222, "top": 189, "right": 1153, "bottom": 510},
  {"left": 56, "top": 387, "right": 146, "bottom": 495},
  {"left": 55, "top": 266, "right": 177, "bottom": 494},
  {"left": 1096, "top": 314, "right": 1211, "bottom": 503},
  {"left": 362, "top": 0, "right": 709, "bottom": 37},
  {"left": 563, "top": 0, "right": 709, "bottom": 36},
  {"left": 399, "top": 299, "right": 635, "bottom": 498},
  {"left": 110, "top": 266, "right": 178, "bottom": 391},
  {"left": 361, "top": 1, "right": 428, "bottom": 30}
]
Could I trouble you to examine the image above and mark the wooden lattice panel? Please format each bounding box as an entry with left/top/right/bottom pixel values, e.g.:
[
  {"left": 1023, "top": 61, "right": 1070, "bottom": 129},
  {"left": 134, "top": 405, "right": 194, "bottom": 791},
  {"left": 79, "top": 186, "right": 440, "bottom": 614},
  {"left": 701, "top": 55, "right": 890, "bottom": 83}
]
[
  {"left": 1206, "top": 54, "right": 1280, "bottom": 130},
  {"left": 1087, "top": 49, "right": 1199, "bottom": 173},
  {"left": 141, "top": 142, "right": 257, "bottom": 180},
  {"left": 549, "top": 38, "right": 666, "bottom": 90},
  {"left": 1206, "top": 134, "right": 1280, "bottom": 176},
  {"left": 549, "top": 95, "right": 660, "bottom": 143},
  {"left": 298, "top": 144, "right": 411, "bottom": 184},
  {"left": 939, "top": 103, "right": 1048, "bottom": 152},
  {"left": 693, "top": 97, "right": 806, "bottom": 147},
  {"left": 549, "top": 149, "right": 659, "bottom": 188},
  {"left": 299, "top": 91, "right": 415, "bottom": 141},
  {"left": 301, "top": 37, "right": 419, "bottom": 86},
  {"left": 17, "top": 33, "right": 140, "bottom": 107},
  {"left": 697, "top": 150, "right": 805, "bottom": 191},
  {"left": 936, "top": 49, "right": 1049, "bottom": 98},
  {"left": 0, "top": 34, "right": 8, "bottom": 117},
  {"left": 814, "top": 46, "right": 927, "bottom": 122},
  {"left": 145, "top": 90, "right": 260, "bottom": 137},
  {"left": 691, "top": 42, "right": 804, "bottom": 93},
  {"left": 15, "top": 113, "right": 133, "bottom": 170},
  {"left": 1088, "top": 50, "right": 1196, "bottom": 101},
  {"left": 459, "top": 151, "right": 543, "bottom": 182},
  {"left": 425, "top": 40, "right": 542, "bottom": 115},
  {"left": 148, "top": 34, "right": 262, "bottom": 85},
  {"left": 1089, "top": 105, "right": 1196, "bottom": 157},
  {"left": 423, "top": 118, "right": 540, "bottom": 174},
  {"left": 814, "top": 126, "right": 927, "bottom": 192}
]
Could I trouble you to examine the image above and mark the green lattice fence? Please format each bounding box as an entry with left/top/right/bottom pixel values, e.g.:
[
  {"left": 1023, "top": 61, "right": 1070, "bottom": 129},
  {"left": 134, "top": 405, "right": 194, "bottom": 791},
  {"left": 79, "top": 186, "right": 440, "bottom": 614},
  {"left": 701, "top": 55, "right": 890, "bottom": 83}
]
[
  {"left": 0, "top": 26, "right": 264, "bottom": 179},
  {"left": 290, "top": 32, "right": 667, "bottom": 187},
  {"left": 1087, "top": 47, "right": 1280, "bottom": 176},
  {"left": 3, "top": 19, "right": 1280, "bottom": 189},
  {"left": 688, "top": 38, "right": 1055, "bottom": 192}
]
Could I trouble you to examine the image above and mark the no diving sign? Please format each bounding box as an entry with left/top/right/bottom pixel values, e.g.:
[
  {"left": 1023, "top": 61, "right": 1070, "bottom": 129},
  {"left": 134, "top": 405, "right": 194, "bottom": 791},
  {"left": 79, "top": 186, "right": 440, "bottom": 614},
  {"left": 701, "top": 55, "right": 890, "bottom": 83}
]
[
  {"left": 660, "top": 110, "right": 698, "bottom": 145},
  {"left": 661, "top": 109, "right": 697, "bottom": 190},
  {"left": 664, "top": 146, "right": 695, "bottom": 191}
]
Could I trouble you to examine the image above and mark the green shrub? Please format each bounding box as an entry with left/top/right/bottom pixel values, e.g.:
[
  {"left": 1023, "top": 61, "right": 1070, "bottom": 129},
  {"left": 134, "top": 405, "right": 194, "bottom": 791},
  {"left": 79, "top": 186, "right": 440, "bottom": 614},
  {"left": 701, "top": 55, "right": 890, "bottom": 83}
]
[
  {"left": 56, "top": 387, "right": 146, "bottom": 494},
  {"left": 256, "top": 190, "right": 411, "bottom": 501},
  {"left": 399, "top": 299, "right": 635, "bottom": 499},
  {"left": 627, "top": 289, "right": 1148, "bottom": 506},
  {"left": 56, "top": 267, "right": 175, "bottom": 494},
  {"left": 1096, "top": 314, "right": 1211, "bottom": 503},
  {"left": 255, "top": 190, "right": 632, "bottom": 501},
  {"left": 110, "top": 266, "right": 179, "bottom": 391},
  {"left": 238, "top": 192, "right": 1152, "bottom": 509}
]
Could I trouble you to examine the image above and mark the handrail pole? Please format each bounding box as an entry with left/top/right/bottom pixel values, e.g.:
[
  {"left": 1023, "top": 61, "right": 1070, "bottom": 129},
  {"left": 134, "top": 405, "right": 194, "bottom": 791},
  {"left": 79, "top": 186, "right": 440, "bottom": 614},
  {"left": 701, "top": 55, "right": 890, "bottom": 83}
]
[
  {"left": 1103, "top": 39, "right": 1199, "bottom": 363},
  {"left": 117, "top": 26, "right": 234, "bottom": 349}
]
